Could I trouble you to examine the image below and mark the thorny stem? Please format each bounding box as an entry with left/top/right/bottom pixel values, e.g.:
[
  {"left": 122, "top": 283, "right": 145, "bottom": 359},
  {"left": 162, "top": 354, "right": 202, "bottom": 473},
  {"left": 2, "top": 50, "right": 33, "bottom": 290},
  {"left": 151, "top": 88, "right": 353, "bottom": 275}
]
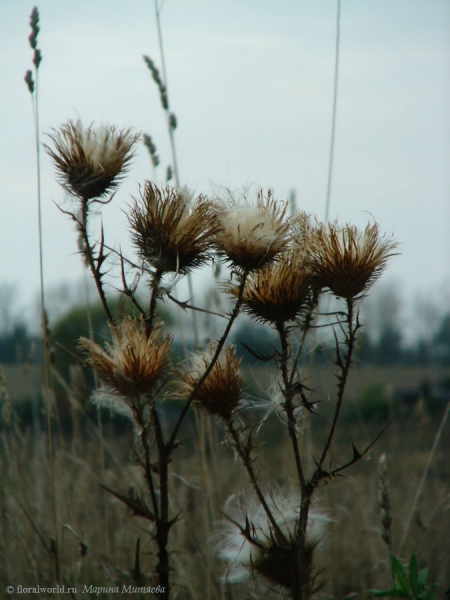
[
  {"left": 150, "top": 404, "right": 171, "bottom": 598},
  {"left": 153, "top": 0, "right": 200, "bottom": 351},
  {"left": 314, "top": 297, "right": 359, "bottom": 479},
  {"left": 277, "top": 321, "right": 307, "bottom": 490},
  {"left": 288, "top": 292, "right": 320, "bottom": 388},
  {"left": 227, "top": 419, "right": 287, "bottom": 545},
  {"left": 147, "top": 267, "right": 163, "bottom": 337},
  {"left": 134, "top": 407, "right": 160, "bottom": 522},
  {"left": 167, "top": 270, "right": 249, "bottom": 454},
  {"left": 80, "top": 201, "right": 115, "bottom": 325}
]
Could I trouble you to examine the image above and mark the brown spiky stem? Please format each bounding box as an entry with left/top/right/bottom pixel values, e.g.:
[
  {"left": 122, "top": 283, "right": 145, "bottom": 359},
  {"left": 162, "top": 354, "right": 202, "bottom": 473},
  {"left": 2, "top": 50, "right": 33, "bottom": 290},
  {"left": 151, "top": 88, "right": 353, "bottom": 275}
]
[
  {"left": 133, "top": 407, "right": 160, "bottom": 522},
  {"left": 276, "top": 321, "right": 307, "bottom": 492},
  {"left": 167, "top": 270, "right": 249, "bottom": 454},
  {"left": 276, "top": 320, "right": 312, "bottom": 600},
  {"left": 80, "top": 199, "right": 115, "bottom": 325},
  {"left": 147, "top": 267, "right": 164, "bottom": 338},
  {"left": 226, "top": 419, "right": 287, "bottom": 545},
  {"left": 151, "top": 404, "right": 171, "bottom": 598},
  {"left": 134, "top": 403, "right": 171, "bottom": 597},
  {"left": 288, "top": 290, "right": 320, "bottom": 388},
  {"left": 313, "top": 296, "right": 359, "bottom": 478}
]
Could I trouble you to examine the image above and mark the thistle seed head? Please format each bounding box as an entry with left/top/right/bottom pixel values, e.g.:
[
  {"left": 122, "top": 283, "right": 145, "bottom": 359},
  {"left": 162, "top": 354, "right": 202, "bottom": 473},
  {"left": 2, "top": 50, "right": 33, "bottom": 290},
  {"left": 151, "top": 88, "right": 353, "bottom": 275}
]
[
  {"left": 45, "top": 119, "right": 139, "bottom": 201},
  {"left": 308, "top": 222, "right": 398, "bottom": 300},
  {"left": 227, "top": 249, "right": 315, "bottom": 325},
  {"left": 79, "top": 318, "right": 171, "bottom": 399},
  {"left": 129, "top": 181, "right": 220, "bottom": 275},
  {"left": 213, "top": 190, "right": 292, "bottom": 271},
  {"left": 178, "top": 345, "right": 245, "bottom": 419},
  {"left": 217, "top": 489, "right": 329, "bottom": 589}
]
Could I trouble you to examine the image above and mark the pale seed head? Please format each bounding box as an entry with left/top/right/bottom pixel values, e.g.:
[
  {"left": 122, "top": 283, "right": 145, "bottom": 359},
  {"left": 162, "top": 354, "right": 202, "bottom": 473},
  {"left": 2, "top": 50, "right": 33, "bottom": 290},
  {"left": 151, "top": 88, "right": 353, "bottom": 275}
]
[
  {"left": 213, "top": 190, "right": 292, "bottom": 271},
  {"left": 308, "top": 222, "right": 398, "bottom": 300},
  {"left": 79, "top": 318, "right": 171, "bottom": 399},
  {"left": 129, "top": 182, "right": 220, "bottom": 274},
  {"left": 45, "top": 119, "right": 139, "bottom": 201},
  {"left": 217, "top": 489, "right": 328, "bottom": 588}
]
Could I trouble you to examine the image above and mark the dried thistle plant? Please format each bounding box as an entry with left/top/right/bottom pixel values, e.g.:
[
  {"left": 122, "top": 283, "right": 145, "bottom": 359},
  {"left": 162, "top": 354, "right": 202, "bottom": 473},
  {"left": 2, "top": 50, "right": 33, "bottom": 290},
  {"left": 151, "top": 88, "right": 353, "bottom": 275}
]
[
  {"left": 48, "top": 114, "right": 399, "bottom": 597},
  {"left": 178, "top": 345, "right": 245, "bottom": 419},
  {"left": 79, "top": 317, "right": 172, "bottom": 402},
  {"left": 226, "top": 249, "right": 315, "bottom": 325},
  {"left": 217, "top": 490, "right": 329, "bottom": 593},
  {"left": 308, "top": 222, "right": 398, "bottom": 300},
  {"left": 129, "top": 181, "right": 220, "bottom": 275},
  {"left": 45, "top": 119, "right": 139, "bottom": 202},
  {"left": 213, "top": 189, "right": 292, "bottom": 271}
]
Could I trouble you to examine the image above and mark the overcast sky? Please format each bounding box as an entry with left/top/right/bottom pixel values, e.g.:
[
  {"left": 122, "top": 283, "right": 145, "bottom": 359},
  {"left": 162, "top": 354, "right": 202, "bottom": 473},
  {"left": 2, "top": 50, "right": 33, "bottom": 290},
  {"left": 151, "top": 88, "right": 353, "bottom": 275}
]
[{"left": 1, "top": 1, "right": 449, "bottom": 328}]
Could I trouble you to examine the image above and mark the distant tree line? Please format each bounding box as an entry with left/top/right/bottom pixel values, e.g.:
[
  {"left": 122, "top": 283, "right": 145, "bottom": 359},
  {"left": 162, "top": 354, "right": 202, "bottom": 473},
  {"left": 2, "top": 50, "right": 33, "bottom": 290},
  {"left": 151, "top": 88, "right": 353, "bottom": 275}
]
[{"left": 0, "top": 295, "right": 449, "bottom": 368}]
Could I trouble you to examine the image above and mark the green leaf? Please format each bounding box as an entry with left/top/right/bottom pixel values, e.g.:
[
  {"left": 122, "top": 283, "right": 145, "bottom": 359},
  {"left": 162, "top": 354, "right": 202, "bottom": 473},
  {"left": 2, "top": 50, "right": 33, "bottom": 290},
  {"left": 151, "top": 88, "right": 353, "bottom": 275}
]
[
  {"left": 409, "top": 553, "right": 419, "bottom": 594},
  {"left": 417, "top": 567, "right": 429, "bottom": 587},
  {"left": 372, "top": 590, "right": 409, "bottom": 598},
  {"left": 391, "top": 555, "right": 410, "bottom": 593}
]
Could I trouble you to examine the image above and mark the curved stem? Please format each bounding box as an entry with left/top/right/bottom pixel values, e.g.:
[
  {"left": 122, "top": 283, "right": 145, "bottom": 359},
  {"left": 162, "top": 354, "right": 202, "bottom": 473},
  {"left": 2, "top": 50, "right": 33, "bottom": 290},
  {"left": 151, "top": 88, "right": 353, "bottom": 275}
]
[
  {"left": 227, "top": 419, "right": 287, "bottom": 545},
  {"left": 313, "top": 297, "right": 358, "bottom": 480},
  {"left": 167, "top": 270, "right": 249, "bottom": 453}
]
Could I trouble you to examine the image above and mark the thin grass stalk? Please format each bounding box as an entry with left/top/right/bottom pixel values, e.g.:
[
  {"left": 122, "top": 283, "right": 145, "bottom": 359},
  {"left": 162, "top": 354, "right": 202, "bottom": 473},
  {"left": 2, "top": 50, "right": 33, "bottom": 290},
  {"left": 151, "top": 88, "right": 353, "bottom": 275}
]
[
  {"left": 324, "top": 0, "right": 341, "bottom": 222},
  {"left": 82, "top": 268, "right": 106, "bottom": 473},
  {"left": 27, "top": 20, "right": 60, "bottom": 579},
  {"left": 398, "top": 401, "right": 450, "bottom": 556},
  {"left": 153, "top": 0, "right": 200, "bottom": 351}
]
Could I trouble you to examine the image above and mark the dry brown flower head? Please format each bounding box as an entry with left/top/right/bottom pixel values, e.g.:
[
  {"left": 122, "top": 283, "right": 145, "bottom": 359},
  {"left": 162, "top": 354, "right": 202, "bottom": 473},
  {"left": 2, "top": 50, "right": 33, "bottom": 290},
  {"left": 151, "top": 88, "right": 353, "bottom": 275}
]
[
  {"left": 129, "top": 182, "right": 220, "bottom": 274},
  {"left": 213, "top": 190, "right": 292, "bottom": 271},
  {"left": 79, "top": 318, "right": 171, "bottom": 399},
  {"left": 308, "top": 222, "right": 398, "bottom": 300},
  {"left": 45, "top": 119, "right": 139, "bottom": 201},
  {"left": 226, "top": 249, "right": 315, "bottom": 325},
  {"left": 178, "top": 346, "right": 245, "bottom": 419}
]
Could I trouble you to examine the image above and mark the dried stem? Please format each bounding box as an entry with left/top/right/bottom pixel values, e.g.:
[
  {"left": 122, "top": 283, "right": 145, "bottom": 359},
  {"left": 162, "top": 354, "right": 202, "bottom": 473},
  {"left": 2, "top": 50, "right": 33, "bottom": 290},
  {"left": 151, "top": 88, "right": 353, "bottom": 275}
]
[
  {"left": 277, "top": 321, "right": 306, "bottom": 490},
  {"left": 313, "top": 297, "right": 359, "bottom": 479},
  {"left": 79, "top": 201, "right": 115, "bottom": 325},
  {"left": 227, "top": 418, "right": 287, "bottom": 545},
  {"left": 167, "top": 270, "right": 249, "bottom": 453}
]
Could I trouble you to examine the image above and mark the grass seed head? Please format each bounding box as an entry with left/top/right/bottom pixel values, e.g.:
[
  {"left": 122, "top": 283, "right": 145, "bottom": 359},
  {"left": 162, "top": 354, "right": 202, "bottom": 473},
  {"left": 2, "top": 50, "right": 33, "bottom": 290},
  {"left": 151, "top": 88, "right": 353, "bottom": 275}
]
[
  {"left": 45, "top": 119, "right": 139, "bottom": 201},
  {"left": 129, "top": 182, "right": 220, "bottom": 274},
  {"left": 213, "top": 189, "right": 292, "bottom": 271},
  {"left": 79, "top": 317, "right": 171, "bottom": 400},
  {"left": 308, "top": 222, "right": 398, "bottom": 300}
]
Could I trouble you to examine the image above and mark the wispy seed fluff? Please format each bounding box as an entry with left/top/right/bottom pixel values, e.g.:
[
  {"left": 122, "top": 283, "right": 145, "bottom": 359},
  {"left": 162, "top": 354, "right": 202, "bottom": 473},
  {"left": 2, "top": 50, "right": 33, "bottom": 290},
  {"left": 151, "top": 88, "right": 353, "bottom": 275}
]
[
  {"left": 129, "top": 182, "right": 220, "bottom": 274},
  {"left": 45, "top": 119, "right": 139, "bottom": 201},
  {"left": 79, "top": 318, "right": 171, "bottom": 400},
  {"left": 213, "top": 190, "right": 292, "bottom": 271},
  {"left": 178, "top": 345, "right": 245, "bottom": 419},
  {"left": 308, "top": 222, "right": 398, "bottom": 300},
  {"left": 217, "top": 489, "right": 329, "bottom": 589}
]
